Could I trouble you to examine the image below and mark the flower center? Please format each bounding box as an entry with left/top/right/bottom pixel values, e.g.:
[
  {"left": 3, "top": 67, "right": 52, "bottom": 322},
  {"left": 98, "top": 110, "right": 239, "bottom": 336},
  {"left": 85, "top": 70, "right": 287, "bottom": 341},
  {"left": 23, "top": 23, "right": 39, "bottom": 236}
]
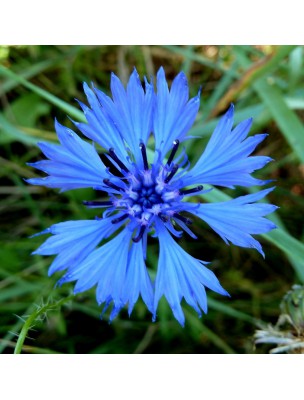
[
  {"left": 83, "top": 140, "right": 203, "bottom": 243},
  {"left": 137, "top": 186, "right": 163, "bottom": 208}
]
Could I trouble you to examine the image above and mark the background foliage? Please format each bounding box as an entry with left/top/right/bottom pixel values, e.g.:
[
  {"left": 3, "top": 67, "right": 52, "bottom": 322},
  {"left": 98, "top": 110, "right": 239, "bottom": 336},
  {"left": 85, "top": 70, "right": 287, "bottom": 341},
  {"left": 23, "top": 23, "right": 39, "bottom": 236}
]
[{"left": 0, "top": 45, "right": 303, "bottom": 354}]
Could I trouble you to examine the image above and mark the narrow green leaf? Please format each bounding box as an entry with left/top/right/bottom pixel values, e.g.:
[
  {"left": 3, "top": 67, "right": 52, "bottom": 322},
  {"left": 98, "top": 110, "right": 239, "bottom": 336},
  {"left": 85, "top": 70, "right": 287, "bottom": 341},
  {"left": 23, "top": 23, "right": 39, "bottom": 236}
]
[
  {"left": 234, "top": 47, "right": 304, "bottom": 164},
  {"left": 208, "top": 298, "right": 261, "bottom": 325},
  {"left": 0, "top": 113, "right": 38, "bottom": 145},
  {"left": 181, "top": 45, "right": 195, "bottom": 76},
  {"left": 285, "top": 97, "right": 304, "bottom": 109},
  {"left": 253, "top": 82, "right": 304, "bottom": 164},
  {"left": 0, "top": 59, "right": 56, "bottom": 95},
  {"left": 288, "top": 46, "right": 303, "bottom": 93},
  {"left": 184, "top": 309, "right": 236, "bottom": 353},
  {"left": 191, "top": 97, "right": 304, "bottom": 139},
  {"left": 0, "top": 65, "right": 85, "bottom": 122},
  {"left": 162, "top": 45, "right": 238, "bottom": 77},
  {"left": 242, "top": 45, "right": 297, "bottom": 83},
  {"left": 0, "top": 46, "right": 84, "bottom": 95},
  {"left": 262, "top": 230, "right": 304, "bottom": 281},
  {"left": 202, "top": 62, "right": 238, "bottom": 119}
]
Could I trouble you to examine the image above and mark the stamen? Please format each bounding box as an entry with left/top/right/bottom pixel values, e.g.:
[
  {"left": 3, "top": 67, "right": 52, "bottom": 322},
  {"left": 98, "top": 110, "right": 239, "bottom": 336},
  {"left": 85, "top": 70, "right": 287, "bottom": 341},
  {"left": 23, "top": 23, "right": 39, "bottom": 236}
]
[
  {"left": 174, "top": 213, "right": 193, "bottom": 225},
  {"left": 83, "top": 200, "right": 112, "bottom": 207},
  {"left": 164, "top": 164, "right": 179, "bottom": 183},
  {"left": 159, "top": 214, "right": 169, "bottom": 222},
  {"left": 139, "top": 142, "right": 149, "bottom": 170},
  {"left": 103, "top": 178, "right": 124, "bottom": 192},
  {"left": 111, "top": 213, "right": 129, "bottom": 224},
  {"left": 108, "top": 148, "right": 129, "bottom": 172},
  {"left": 179, "top": 185, "right": 203, "bottom": 196},
  {"left": 167, "top": 139, "right": 179, "bottom": 166},
  {"left": 132, "top": 225, "right": 146, "bottom": 243}
]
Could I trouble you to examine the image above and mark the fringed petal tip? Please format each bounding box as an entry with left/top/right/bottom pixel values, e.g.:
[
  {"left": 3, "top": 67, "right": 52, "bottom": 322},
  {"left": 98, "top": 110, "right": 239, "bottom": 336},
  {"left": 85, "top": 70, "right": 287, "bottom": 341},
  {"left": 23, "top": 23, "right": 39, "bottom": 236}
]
[
  {"left": 73, "top": 286, "right": 84, "bottom": 295},
  {"left": 182, "top": 103, "right": 274, "bottom": 189},
  {"left": 29, "top": 228, "right": 51, "bottom": 240},
  {"left": 227, "top": 103, "right": 235, "bottom": 114},
  {"left": 259, "top": 179, "right": 276, "bottom": 186},
  {"left": 26, "top": 162, "right": 37, "bottom": 168},
  {"left": 171, "top": 306, "right": 186, "bottom": 327},
  {"left": 55, "top": 277, "right": 66, "bottom": 288},
  {"left": 48, "top": 269, "right": 56, "bottom": 277},
  {"left": 127, "top": 301, "right": 141, "bottom": 317},
  {"left": 82, "top": 81, "right": 91, "bottom": 94},
  {"left": 24, "top": 177, "right": 34, "bottom": 184},
  {"left": 99, "top": 301, "right": 122, "bottom": 324},
  {"left": 152, "top": 311, "right": 186, "bottom": 328},
  {"left": 197, "top": 85, "right": 202, "bottom": 97},
  {"left": 221, "top": 288, "right": 231, "bottom": 298},
  {"left": 54, "top": 117, "right": 64, "bottom": 133}
]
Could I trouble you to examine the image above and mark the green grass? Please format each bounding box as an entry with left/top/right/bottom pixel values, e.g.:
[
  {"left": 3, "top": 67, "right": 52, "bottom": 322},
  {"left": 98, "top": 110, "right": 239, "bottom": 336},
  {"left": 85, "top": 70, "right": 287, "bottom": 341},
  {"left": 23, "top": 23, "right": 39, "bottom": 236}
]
[{"left": 0, "top": 45, "right": 303, "bottom": 354}]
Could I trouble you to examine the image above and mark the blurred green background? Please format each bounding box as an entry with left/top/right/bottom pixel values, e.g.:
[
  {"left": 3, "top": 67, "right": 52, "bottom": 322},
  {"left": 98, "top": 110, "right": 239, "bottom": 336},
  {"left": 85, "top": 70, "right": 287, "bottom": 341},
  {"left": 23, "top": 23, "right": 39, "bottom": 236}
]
[{"left": 0, "top": 45, "right": 304, "bottom": 354}]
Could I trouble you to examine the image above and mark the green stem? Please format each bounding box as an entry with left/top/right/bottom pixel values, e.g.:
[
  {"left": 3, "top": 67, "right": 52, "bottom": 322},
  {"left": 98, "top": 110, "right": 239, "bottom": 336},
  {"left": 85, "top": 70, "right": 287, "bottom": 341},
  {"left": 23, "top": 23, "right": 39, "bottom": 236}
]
[{"left": 14, "top": 295, "right": 74, "bottom": 354}]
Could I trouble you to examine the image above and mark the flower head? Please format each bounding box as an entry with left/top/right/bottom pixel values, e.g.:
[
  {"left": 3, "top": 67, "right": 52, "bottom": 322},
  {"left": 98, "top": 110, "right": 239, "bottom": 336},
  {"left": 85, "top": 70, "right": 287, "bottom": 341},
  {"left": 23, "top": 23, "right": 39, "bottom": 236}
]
[{"left": 28, "top": 67, "right": 277, "bottom": 326}]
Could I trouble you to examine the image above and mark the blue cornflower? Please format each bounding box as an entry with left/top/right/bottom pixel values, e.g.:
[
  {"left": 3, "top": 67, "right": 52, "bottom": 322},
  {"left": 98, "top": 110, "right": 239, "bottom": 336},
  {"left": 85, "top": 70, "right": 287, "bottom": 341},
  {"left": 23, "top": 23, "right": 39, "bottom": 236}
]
[{"left": 27, "top": 67, "right": 277, "bottom": 326}]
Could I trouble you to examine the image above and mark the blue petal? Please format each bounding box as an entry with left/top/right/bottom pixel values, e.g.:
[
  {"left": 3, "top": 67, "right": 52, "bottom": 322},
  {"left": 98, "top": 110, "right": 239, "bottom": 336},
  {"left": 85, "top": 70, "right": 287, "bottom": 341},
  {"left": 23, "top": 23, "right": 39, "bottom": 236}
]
[
  {"left": 154, "top": 67, "right": 200, "bottom": 158},
  {"left": 33, "top": 217, "right": 122, "bottom": 276},
  {"left": 58, "top": 229, "right": 132, "bottom": 308},
  {"left": 190, "top": 188, "right": 278, "bottom": 257},
  {"left": 27, "top": 120, "right": 107, "bottom": 191},
  {"left": 122, "top": 242, "right": 154, "bottom": 315},
  {"left": 127, "top": 69, "right": 154, "bottom": 145},
  {"left": 153, "top": 222, "right": 229, "bottom": 326},
  {"left": 93, "top": 68, "right": 154, "bottom": 165},
  {"left": 74, "top": 83, "right": 127, "bottom": 161},
  {"left": 182, "top": 105, "right": 272, "bottom": 188}
]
